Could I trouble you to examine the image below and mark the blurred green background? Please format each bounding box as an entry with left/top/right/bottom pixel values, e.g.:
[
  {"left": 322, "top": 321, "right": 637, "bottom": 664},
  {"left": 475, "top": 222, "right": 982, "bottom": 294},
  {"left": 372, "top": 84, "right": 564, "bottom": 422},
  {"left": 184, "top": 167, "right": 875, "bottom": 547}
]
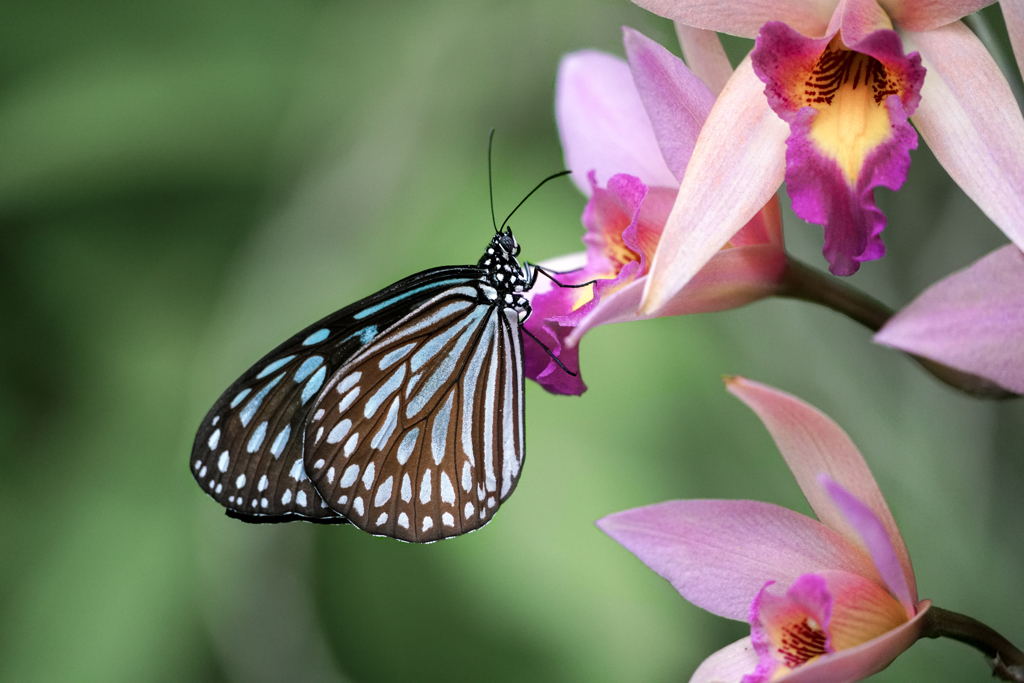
[{"left": 1, "top": 2, "right": 1021, "bottom": 682}]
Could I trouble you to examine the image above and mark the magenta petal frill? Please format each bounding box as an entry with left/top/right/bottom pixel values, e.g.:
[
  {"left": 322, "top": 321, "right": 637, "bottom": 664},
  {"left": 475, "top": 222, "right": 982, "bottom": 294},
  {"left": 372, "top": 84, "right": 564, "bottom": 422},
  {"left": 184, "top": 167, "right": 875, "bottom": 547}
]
[
  {"left": 752, "top": 22, "right": 924, "bottom": 275},
  {"left": 874, "top": 245, "right": 1024, "bottom": 394}
]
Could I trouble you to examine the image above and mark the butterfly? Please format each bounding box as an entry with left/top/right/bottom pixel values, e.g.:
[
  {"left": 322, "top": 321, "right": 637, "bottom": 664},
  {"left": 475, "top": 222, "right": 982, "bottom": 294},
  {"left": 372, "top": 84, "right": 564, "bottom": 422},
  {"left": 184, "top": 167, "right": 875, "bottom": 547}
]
[{"left": 190, "top": 166, "right": 575, "bottom": 543}]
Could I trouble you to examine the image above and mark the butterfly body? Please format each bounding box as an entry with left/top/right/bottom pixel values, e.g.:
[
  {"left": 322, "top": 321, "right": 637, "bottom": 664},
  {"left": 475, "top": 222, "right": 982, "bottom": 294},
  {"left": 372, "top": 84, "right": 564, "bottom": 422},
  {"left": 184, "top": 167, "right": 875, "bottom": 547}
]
[{"left": 191, "top": 228, "right": 532, "bottom": 543}]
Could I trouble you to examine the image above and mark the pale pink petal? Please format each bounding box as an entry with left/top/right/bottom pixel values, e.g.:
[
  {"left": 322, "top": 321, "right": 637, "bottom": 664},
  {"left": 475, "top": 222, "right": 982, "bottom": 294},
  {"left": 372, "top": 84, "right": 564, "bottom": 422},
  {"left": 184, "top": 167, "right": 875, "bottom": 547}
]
[
  {"left": 879, "top": 0, "right": 996, "bottom": 32},
  {"left": 904, "top": 22, "right": 1024, "bottom": 252},
  {"left": 874, "top": 244, "right": 1024, "bottom": 394},
  {"left": 724, "top": 377, "right": 917, "bottom": 604},
  {"left": 624, "top": 27, "right": 717, "bottom": 183},
  {"left": 689, "top": 637, "right": 759, "bottom": 683},
  {"left": 830, "top": 0, "right": 897, "bottom": 42},
  {"left": 628, "top": 0, "right": 835, "bottom": 38},
  {"left": 555, "top": 51, "right": 677, "bottom": 196},
  {"left": 778, "top": 602, "right": 931, "bottom": 683},
  {"left": 596, "top": 499, "right": 881, "bottom": 621},
  {"left": 675, "top": 23, "right": 734, "bottom": 95},
  {"left": 566, "top": 243, "right": 785, "bottom": 344},
  {"left": 640, "top": 58, "right": 789, "bottom": 315},
  {"left": 822, "top": 477, "right": 915, "bottom": 616},
  {"left": 1005, "top": 0, "right": 1024, "bottom": 84}
]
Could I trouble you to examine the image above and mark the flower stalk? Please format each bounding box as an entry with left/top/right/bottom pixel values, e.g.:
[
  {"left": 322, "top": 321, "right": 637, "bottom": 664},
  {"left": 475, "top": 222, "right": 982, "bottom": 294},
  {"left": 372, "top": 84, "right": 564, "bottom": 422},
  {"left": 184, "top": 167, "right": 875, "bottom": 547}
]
[
  {"left": 922, "top": 606, "right": 1024, "bottom": 683},
  {"left": 775, "top": 254, "right": 1017, "bottom": 399}
]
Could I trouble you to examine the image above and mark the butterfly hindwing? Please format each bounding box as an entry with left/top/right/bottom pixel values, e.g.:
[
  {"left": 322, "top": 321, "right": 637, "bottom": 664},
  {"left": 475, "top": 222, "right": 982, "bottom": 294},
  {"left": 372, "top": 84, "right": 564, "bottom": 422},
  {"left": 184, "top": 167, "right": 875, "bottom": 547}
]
[
  {"left": 190, "top": 266, "right": 484, "bottom": 522},
  {"left": 304, "top": 285, "right": 526, "bottom": 542}
]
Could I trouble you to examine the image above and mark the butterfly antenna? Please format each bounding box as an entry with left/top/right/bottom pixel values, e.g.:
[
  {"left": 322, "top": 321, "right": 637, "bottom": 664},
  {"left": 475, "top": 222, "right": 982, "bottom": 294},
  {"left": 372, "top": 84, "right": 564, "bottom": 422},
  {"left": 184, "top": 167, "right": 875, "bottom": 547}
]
[
  {"left": 488, "top": 129, "right": 499, "bottom": 234},
  {"left": 499, "top": 169, "right": 571, "bottom": 233}
]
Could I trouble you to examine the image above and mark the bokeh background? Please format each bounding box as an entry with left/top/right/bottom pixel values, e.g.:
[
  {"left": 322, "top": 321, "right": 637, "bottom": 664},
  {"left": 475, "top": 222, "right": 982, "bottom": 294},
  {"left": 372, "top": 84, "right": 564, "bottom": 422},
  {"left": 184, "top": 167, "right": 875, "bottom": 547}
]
[{"left": 1, "top": 2, "right": 1022, "bottom": 681}]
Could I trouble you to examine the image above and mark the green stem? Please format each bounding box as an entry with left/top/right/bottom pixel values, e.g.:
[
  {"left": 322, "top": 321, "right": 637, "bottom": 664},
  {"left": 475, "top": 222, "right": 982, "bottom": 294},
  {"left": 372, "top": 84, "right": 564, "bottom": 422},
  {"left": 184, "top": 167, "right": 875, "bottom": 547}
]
[
  {"left": 775, "top": 256, "right": 1017, "bottom": 400},
  {"left": 923, "top": 606, "right": 1024, "bottom": 682}
]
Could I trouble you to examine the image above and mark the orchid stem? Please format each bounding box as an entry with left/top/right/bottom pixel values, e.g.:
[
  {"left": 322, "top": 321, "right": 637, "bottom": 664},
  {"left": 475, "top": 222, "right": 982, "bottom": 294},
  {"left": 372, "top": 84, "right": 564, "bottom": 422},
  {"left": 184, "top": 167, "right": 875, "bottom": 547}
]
[
  {"left": 775, "top": 255, "right": 1016, "bottom": 399},
  {"left": 923, "top": 606, "right": 1024, "bottom": 682}
]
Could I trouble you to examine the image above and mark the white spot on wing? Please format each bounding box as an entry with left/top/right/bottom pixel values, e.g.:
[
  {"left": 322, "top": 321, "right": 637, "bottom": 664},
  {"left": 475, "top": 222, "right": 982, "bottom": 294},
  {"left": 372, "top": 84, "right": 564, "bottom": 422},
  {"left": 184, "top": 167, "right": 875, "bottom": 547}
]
[
  {"left": 327, "top": 419, "right": 352, "bottom": 444},
  {"left": 258, "top": 475, "right": 268, "bottom": 492},
  {"left": 282, "top": 489, "right": 292, "bottom": 505},
  {"left": 247, "top": 422, "right": 268, "bottom": 453},
  {"left": 431, "top": 392, "right": 454, "bottom": 466},
  {"left": 421, "top": 516, "right": 433, "bottom": 532},
  {"left": 361, "top": 462, "right": 376, "bottom": 490},
  {"left": 270, "top": 425, "right": 290, "bottom": 458},
  {"left": 419, "top": 469, "right": 432, "bottom": 504},
  {"left": 465, "top": 502, "right": 475, "bottom": 519},
  {"left": 401, "top": 473, "right": 412, "bottom": 502},
  {"left": 326, "top": 466, "right": 335, "bottom": 484},
  {"left": 461, "top": 460, "right": 472, "bottom": 492},
  {"left": 289, "top": 459, "right": 306, "bottom": 481},
  {"left": 371, "top": 397, "right": 400, "bottom": 450},
  {"left": 337, "top": 372, "right": 361, "bottom": 394},
  {"left": 207, "top": 429, "right": 221, "bottom": 450},
  {"left": 379, "top": 343, "right": 416, "bottom": 370},
  {"left": 235, "top": 473, "right": 246, "bottom": 488},
  {"left": 398, "top": 512, "right": 409, "bottom": 529},
  {"left": 344, "top": 433, "right": 359, "bottom": 458},
  {"left": 374, "top": 476, "right": 394, "bottom": 507},
  {"left": 340, "top": 464, "right": 359, "bottom": 488},
  {"left": 339, "top": 387, "right": 359, "bottom": 412},
  {"left": 397, "top": 429, "right": 419, "bottom": 465},
  {"left": 376, "top": 512, "right": 389, "bottom": 526},
  {"left": 442, "top": 512, "right": 455, "bottom": 527},
  {"left": 440, "top": 472, "right": 455, "bottom": 504},
  {"left": 217, "top": 452, "right": 229, "bottom": 473},
  {"left": 297, "top": 490, "right": 307, "bottom": 506},
  {"left": 365, "top": 364, "right": 407, "bottom": 418},
  {"left": 353, "top": 496, "right": 364, "bottom": 516}
]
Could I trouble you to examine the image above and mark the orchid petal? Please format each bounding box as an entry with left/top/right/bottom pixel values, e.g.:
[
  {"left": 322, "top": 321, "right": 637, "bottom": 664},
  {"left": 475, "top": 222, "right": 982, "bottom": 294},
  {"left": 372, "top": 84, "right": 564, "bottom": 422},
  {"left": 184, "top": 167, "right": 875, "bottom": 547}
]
[
  {"left": 1005, "top": 0, "right": 1024, "bottom": 85},
  {"left": 628, "top": 0, "right": 835, "bottom": 39},
  {"left": 555, "top": 51, "right": 677, "bottom": 196},
  {"left": 641, "top": 58, "right": 788, "bottom": 315},
  {"left": 689, "top": 637, "right": 759, "bottom": 683},
  {"left": 724, "top": 377, "right": 917, "bottom": 604},
  {"left": 822, "top": 477, "right": 915, "bottom": 616},
  {"left": 675, "top": 23, "right": 734, "bottom": 95},
  {"left": 566, "top": 242, "right": 786, "bottom": 345},
  {"left": 777, "top": 602, "right": 930, "bottom": 683},
  {"left": 904, "top": 22, "right": 1024, "bottom": 253},
  {"left": 624, "top": 27, "right": 717, "bottom": 183},
  {"left": 818, "top": 570, "right": 910, "bottom": 651},
  {"left": 874, "top": 244, "right": 1024, "bottom": 394},
  {"left": 597, "top": 499, "right": 881, "bottom": 621},
  {"left": 879, "top": 0, "right": 996, "bottom": 32}
]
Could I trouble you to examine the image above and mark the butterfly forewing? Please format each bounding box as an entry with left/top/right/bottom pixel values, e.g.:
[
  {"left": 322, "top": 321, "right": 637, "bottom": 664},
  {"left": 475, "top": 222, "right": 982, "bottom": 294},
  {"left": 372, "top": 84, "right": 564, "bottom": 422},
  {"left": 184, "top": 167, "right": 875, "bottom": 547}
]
[
  {"left": 190, "top": 267, "right": 484, "bottom": 523},
  {"left": 304, "top": 287, "right": 526, "bottom": 542}
]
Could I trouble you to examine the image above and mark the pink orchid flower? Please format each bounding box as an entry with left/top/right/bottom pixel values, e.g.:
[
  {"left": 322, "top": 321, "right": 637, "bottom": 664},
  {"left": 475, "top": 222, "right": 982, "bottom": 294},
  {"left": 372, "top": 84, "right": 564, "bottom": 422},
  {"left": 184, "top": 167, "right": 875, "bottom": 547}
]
[
  {"left": 524, "top": 29, "right": 785, "bottom": 395},
  {"left": 598, "top": 377, "right": 929, "bottom": 683},
  {"left": 875, "top": 243, "right": 1024, "bottom": 394},
  {"left": 632, "top": 0, "right": 1024, "bottom": 312}
]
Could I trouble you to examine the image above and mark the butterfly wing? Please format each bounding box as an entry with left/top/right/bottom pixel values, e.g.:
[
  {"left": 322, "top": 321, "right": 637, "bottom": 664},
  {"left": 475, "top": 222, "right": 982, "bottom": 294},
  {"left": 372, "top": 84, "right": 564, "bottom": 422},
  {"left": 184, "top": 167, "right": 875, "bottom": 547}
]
[
  {"left": 304, "top": 286, "right": 526, "bottom": 543},
  {"left": 190, "top": 266, "right": 484, "bottom": 522}
]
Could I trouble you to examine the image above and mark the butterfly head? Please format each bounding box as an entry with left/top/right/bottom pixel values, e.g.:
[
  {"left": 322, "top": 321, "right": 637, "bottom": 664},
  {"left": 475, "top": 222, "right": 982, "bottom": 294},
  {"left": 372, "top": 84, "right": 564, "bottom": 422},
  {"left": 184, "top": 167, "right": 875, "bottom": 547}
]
[{"left": 495, "top": 226, "right": 520, "bottom": 257}]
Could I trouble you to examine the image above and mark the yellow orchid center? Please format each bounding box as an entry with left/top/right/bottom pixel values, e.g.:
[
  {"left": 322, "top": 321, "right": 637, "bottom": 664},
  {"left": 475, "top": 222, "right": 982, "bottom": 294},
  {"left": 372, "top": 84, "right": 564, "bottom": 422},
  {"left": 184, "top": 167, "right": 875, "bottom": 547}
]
[{"left": 803, "top": 36, "right": 898, "bottom": 186}]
